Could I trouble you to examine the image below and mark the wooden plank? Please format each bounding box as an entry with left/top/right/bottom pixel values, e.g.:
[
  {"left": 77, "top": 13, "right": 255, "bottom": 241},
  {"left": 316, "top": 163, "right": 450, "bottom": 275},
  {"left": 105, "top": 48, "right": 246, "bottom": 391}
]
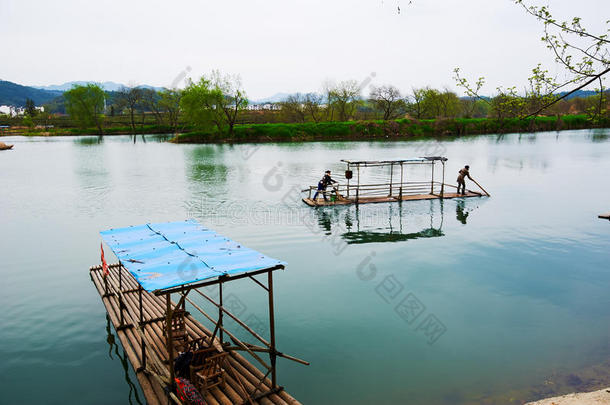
[{"left": 89, "top": 265, "right": 301, "bottom": 405}]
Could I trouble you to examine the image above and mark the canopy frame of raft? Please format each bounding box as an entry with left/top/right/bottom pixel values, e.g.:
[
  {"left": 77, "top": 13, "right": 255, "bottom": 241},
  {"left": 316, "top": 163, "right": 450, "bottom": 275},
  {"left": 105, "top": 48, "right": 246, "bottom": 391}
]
[
  {"left": 93, "top": 220, "right": 307, "bottom": 405},
  {"left": 302, "top": 156, "right": 489, "bottom": 206}
]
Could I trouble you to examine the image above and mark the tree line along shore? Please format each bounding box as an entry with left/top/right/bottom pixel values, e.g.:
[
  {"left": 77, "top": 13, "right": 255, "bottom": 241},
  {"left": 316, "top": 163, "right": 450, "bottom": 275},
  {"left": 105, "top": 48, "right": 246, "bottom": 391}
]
[{"left": 1, "top": 70, "right": 608, "bottom": 143}]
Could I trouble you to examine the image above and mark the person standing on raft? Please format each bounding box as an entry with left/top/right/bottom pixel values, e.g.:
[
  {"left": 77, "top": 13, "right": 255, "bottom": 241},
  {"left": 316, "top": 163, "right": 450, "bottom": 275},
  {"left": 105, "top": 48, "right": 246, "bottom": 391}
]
[
  {"left": 457, "top": 165, "right": 472, "bottom": 195},
  {"left": 313, "top": 170, "right": 338, "bottom": 202}
]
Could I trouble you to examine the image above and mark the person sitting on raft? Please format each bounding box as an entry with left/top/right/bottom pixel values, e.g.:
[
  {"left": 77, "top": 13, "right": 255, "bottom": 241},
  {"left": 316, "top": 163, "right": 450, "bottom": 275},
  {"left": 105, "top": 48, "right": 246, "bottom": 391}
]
[
  {"left": 457, "top": 165, "right": 472, "bottom": 195},
  {"left": 313, "top": 170, "right": 338, "bottom": 202}
]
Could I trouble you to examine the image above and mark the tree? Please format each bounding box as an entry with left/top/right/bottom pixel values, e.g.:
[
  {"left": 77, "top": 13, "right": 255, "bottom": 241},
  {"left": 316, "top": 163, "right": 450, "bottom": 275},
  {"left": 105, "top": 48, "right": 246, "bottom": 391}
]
[
  {"left": 22, "top": 114, "right": 34, "bottom": 128},
  {"left": 210, "top": 71, "right": 248, "bottom": 134},
  {"left": 322, "top": 80, "right": 336, "bottom": 121},
  {"left": 517, "top": 0, "right": 610, "bottom": 118},
  {"left": 455, "top": 2, "right": 609, "bottom": 119},
  {"left": 407, "top": 87, "right": 428, "bottom": 119},
  {"left": 490, "top": 87, "right": 525, "bottom": 119},
  {"left": 25, "top": 98, "right": 37, "bottom": 117},
  {"left": 180, "top": 71, "right": 248, "bottom": 134},
  {"left": 279, "top": 94, "right": 306, "bottom": 123},
  {"left": 303, "top": 93, "right": 324, "bottom": 123},
  {"left": 64, "top": 84, "right": 106, "bottom": 134},
  {"left": 369, "top": 85, "right": 405, "bottom": 120},
  {"left": 116, "top": 86, "right": 143, "bottom": 134},
  {"left": 180, "top": 77, "right": 216, "bottom": 131},
  {"left": 158, "top": 89, "right": 181, "bottom": 131},
  {"left": 328, "top": 80, "right": 361, "bottom": 121},
  {"left": 437, "top": 89, "right": 461, "bottom": 118},
  {"left": 140, "top": 88, "right": 163, "bottom": 125}
]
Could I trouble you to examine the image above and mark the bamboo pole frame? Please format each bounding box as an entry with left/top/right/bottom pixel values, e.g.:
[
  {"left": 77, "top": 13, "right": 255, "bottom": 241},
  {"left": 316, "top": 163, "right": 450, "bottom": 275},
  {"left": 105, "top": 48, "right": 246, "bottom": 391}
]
[
  {"left": 430, "top": 162, "right": 435, "bottom": 194},
  {"left": 152, "top": 266, "right": 307, "bottom": 402}
]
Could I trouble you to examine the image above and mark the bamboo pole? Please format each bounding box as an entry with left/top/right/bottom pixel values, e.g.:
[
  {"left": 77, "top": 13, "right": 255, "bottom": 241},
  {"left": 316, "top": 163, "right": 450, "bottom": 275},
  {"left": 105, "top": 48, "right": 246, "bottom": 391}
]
[
  {"left": 346, "top": 163, "right": 350, "bottom": 198},
  {"left": 389, "top": 162, "right": 393, "bottom": 196},
  {"left": 193, "top": 289, "right": 272, "bottom": 349},
  {"left": 166, "top": 294, "right": 175, "bottom": 384},
  {"left": 399, "top": 162, "right": 403, "bottom": 198},
  {"left": 268, "top": 270, "right": 277, "bottom": 388},
  {"left": 441, "top": 161, "right": 445, "bottom": 197},
  {"left": 430, "top": 162, "right": 435, "bottom": 194},
  {"left": 470, "top": 178, "right": 490, "bottom": 196}
]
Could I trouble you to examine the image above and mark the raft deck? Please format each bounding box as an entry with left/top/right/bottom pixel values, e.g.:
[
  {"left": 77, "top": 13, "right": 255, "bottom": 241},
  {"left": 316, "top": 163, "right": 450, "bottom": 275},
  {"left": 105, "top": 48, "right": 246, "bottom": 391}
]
[
  {"left": 90, "top": 263, "right": 301, "bottom": 405},
  {"left": 303, "top": 190, "right": 482, "bottom": 207}
]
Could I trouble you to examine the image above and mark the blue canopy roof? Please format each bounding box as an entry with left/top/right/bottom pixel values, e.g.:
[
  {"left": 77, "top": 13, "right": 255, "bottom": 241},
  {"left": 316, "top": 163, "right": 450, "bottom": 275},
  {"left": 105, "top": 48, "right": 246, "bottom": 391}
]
[{"left": 100, "top": 220, "right": 285, "bottom": 292}]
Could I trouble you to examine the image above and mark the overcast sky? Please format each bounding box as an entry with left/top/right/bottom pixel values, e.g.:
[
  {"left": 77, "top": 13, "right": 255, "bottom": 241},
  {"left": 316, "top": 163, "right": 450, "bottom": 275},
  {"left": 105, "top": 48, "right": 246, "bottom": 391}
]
[{"left": 1, "top": 0, "right": 607, "bottom": 99}]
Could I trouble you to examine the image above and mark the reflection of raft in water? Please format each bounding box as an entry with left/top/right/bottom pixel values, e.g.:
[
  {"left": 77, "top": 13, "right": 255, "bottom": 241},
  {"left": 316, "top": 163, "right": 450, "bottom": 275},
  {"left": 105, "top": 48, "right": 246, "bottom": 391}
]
[
  {"left": 302, "top": 157, "right": 489, "bottom": 207},
  {"left": 314, "top": 197, "right": 449, "bottom": 244},
  {"left": 0, "top": 142, "right": 14, "bottom": 150},
  {"left": 342, "top": 227, "right": 444, "bottom": 244}
]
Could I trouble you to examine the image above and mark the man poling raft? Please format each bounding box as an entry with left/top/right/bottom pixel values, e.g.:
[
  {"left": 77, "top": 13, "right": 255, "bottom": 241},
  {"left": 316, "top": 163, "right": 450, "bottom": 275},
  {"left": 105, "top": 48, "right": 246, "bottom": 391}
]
[
  {"left": 457, "top": 165, "right": 490, "bottom": 196},
  {"left": 301, "top": 157, "right": 490, "bottom": 206},
  {"left": 456, "top": 165, "right": 472, "bottom": 195}
]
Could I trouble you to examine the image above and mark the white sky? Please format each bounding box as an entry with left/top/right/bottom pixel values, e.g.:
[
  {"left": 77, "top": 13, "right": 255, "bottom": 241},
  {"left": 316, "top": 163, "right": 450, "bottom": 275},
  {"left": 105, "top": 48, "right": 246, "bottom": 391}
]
[{"left": 0, "top": 0, "right": 608, "bottom": 99}]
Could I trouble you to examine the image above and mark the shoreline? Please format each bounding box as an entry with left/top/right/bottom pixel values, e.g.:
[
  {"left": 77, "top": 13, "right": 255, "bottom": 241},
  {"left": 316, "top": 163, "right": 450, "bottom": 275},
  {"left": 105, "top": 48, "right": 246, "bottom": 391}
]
[
  {"left": 525, "top": 387, "right": 610, "bottom": 404},
  {"left": 1, "top": 115, "right": 608, "bottom": 143}
]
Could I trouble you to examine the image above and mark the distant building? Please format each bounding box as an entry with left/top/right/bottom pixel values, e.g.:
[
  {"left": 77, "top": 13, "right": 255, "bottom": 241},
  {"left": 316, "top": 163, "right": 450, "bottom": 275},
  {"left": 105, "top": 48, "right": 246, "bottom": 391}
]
[
  {"left": 0, "top": 105, "right": 44, "bottom": 116},
  {"left": 246, "top": 103, "right": 281, "bottom": 111}
]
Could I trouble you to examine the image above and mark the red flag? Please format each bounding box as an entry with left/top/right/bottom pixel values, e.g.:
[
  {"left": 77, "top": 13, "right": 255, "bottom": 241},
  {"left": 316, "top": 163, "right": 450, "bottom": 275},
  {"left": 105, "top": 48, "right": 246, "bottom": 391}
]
[{"left": 101, "top": 242, "right": 109, "bottom": 277}]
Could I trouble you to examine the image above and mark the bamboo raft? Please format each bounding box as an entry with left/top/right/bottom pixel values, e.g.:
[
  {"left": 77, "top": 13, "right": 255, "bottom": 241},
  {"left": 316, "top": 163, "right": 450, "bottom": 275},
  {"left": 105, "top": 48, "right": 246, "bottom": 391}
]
[
  {"left": 90, "top": 263, "right": 301, "bottom": 405},
  {"left": 302, "top": 158, "right": 490, "bottom": 207},
  {"left": 302, "top": 188, "right": 481, "bottom": 206}
]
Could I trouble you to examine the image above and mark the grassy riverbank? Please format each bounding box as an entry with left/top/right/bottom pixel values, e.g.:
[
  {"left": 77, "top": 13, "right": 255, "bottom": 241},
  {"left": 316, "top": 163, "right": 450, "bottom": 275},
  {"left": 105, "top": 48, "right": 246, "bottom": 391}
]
[
  {"left": 0, "top": 124, "right": 177, "bottom": 137},
  {"left": 2, "top": 114, "right": 607, "bottom": 141},
  {"left": 171, "top": 115, "right": 609, "bottom": 143}
]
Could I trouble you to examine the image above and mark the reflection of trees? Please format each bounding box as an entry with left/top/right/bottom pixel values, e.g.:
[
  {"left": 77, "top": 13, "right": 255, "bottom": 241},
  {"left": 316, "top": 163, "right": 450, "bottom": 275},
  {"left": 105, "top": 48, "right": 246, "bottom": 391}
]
[
  {"left": 105, "top": 315, "right": 144, "bottom": 405},
  {"left": 187, "top": 146, "right": 228, "bottom": 183},
  {"left": 131, "top": 135, "right": 147, "bottom": 144},
  {"left": 74, "top": 136, "right": 103, "bottom": 146},
  {"left": 589, "top": 129, "right": 609, "bottom": 143}
]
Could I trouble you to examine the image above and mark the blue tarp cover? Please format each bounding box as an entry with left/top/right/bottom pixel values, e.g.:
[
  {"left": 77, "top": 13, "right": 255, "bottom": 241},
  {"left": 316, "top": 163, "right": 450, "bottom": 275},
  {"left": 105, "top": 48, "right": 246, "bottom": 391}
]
[{"left": 100, "top": 220, "right": 285, "bottom": 292}]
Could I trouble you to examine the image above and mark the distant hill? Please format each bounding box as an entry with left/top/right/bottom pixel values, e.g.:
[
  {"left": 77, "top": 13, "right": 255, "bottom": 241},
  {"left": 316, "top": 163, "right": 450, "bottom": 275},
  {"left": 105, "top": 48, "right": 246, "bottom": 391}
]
[
  {"left": 251, "top": 92, "right": 293, "bottom": 104},
  {"left": 0, "top": 80, "right": 63, "bottom": 107},
  {"left": 557, "top": 89, "right": 601, "bottom": 100},
  {"left": 0, "top": 79, "right": 166, "bottom": 109},
  {"left": 33, "top": 81, "right": 164, "bottom": 92}
]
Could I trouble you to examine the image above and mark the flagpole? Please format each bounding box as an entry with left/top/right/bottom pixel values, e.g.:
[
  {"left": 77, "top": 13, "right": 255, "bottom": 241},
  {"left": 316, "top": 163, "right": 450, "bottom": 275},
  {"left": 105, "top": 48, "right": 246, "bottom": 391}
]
[{"left": 101, "top": 242, "right": 109, "bottom": 296}]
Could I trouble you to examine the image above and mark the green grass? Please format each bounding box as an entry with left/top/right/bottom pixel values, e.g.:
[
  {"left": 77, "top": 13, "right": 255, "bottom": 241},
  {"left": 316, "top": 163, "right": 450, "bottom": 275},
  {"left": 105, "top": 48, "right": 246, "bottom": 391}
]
[
  {"left": 3, "top": 114, "right": 607, "bottom": 142},
  {"left": 172, "top": 115, "right": 609, "bottom": 144}
]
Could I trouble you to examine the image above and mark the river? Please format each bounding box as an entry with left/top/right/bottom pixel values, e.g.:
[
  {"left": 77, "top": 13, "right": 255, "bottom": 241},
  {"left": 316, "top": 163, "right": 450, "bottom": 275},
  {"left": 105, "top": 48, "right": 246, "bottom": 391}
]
[{"left": 0, "top": 129, "right": 609, "bottom": 404}]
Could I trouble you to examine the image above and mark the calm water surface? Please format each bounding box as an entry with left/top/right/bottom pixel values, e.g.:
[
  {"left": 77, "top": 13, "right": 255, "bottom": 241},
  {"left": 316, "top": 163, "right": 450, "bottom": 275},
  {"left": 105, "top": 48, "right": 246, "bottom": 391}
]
[{"left": 0, "top": 130, "right": 609, "bottom": 405}]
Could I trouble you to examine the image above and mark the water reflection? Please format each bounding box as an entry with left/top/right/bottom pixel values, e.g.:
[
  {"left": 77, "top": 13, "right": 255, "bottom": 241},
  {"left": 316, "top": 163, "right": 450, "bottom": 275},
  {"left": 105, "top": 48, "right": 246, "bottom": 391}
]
[
  {"left": 187, "top": 146, "right": 228, "bottom": 183},
  {"left": 74, "top": 136, "right": 103, "bottom": 146},
  {"left": 105, "top": 315, "right": 143, "bottom": 405},
  {"left": 589, "top": 129, "right": 609, "bottom": 142},
  {"left": 456, "top": 199, "right": 469, "bottom": 224},
  {"left": 314, "top": 200, "right": 449, "bottom": 244},
  {"left": 131, "top": 134, "right": 147, "bottom": 144}
]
